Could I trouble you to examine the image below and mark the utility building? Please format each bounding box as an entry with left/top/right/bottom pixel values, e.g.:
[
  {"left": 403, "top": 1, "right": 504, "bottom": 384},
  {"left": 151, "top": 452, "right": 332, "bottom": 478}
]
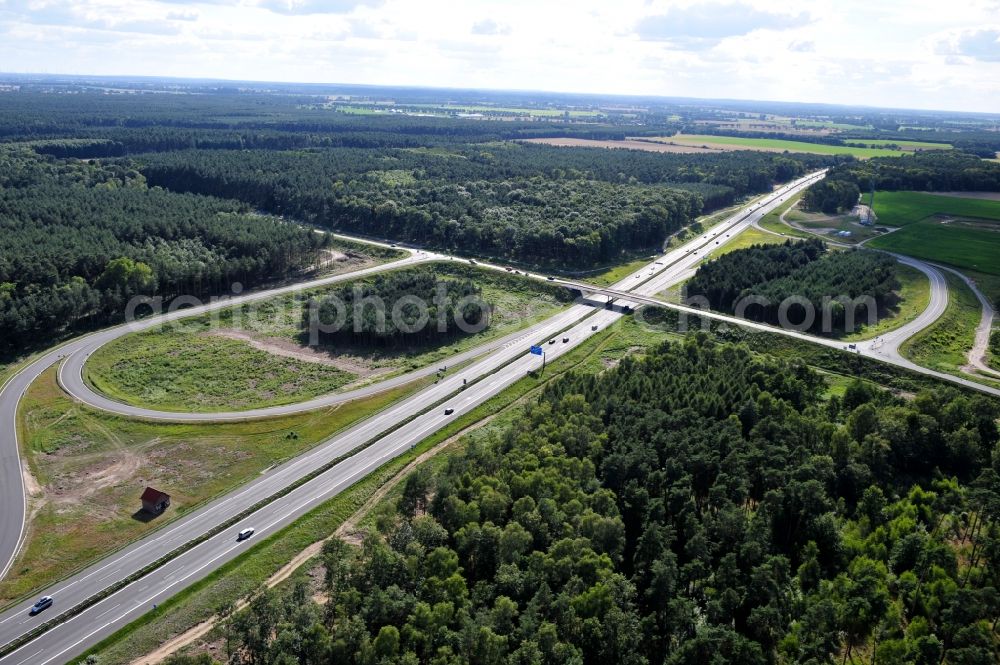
[{"left": 140, "top": 487, "right": 171, "bottom": 515}]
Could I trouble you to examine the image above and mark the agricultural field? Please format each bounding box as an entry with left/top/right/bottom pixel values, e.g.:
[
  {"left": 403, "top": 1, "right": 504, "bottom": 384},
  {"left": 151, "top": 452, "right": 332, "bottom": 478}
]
[
  {"left": 520, "top": 137, "right": 716, "bottom": 154},
  {"left": 866, "top": 192, "right": 1000, "bottom": 275},
  {"left": 793, "top": 119, "right": 871, "bottom": 131},
  {"left": 84, "top": 264, "right": 570, "bottom": 412},
  {"left": 843, "top": 139, "right": 952, "bottom": 151},
  {"left": 866, "top": 190, "right": 1000, "bottom": 226},
  {"left": 651, "top": 134, "right": 904, "bottom": 158},
  {"left": 964, "top": 269, "right": 1000, "bottom": 310},
  {"left": 2, "top": 369, "right": 428, "bottom": 604}
]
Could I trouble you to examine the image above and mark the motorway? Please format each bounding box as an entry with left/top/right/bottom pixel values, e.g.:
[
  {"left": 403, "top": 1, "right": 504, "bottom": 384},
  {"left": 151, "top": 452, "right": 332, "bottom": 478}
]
[
  {"left": 1, "top": 168, "right": 973, "bottom": 664},
  {"left": 0, "top": 243, "right": 443, "bottom": 585}
]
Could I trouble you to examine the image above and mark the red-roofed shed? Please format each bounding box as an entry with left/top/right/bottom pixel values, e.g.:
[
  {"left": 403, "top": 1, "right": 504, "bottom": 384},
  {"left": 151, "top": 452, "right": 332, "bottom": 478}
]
[{"left": 141, "top": 487, "right": 171, "bottom": 515}]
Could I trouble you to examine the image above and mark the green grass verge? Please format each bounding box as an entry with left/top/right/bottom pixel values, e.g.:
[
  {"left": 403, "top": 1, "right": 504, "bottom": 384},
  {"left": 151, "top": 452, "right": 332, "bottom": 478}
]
[
  {"left": 3, "top": 370, "right": 429, "bottom": 604},
  {"left": 583, "top": 258, "right": 655, "bottom": 287},
  {"left": 900, "top": 272, "right": 999, "bottom": 387},
  {"left": 757, "top": 192, "right": 814, "bottom": 239},
  {"left": 86, "top": 331, "right": 354, "bottom": 412},
  {"left": 841, "top": 263, "right": 931, "bottom": 342},
  {"left": 707, "top": 227, "right": 785, "bottom": 257}
]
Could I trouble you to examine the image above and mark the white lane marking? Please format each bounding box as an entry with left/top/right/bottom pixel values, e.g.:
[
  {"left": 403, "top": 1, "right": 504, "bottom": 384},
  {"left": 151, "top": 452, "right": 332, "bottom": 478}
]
[
  {"left": 13, "top": 648, "right": 41, "bottom": 665},
  {"left": 97, "top": 569, "right": 121, "bottom": 583},
  {"left": 0, "top": 614, "right": 25, "bottom": 627},
  {"left": 94, "top": 604, "right": 120, "bottom": 620}
]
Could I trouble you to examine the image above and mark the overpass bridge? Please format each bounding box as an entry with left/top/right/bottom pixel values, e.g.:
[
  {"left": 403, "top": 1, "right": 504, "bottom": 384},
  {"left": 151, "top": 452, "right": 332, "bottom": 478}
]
[
  {"left": 549, "top": 278, "right": 1000, "bottom": 398},
  {"left": 551, "top": 279, "right": 848, "bottom": 352}
]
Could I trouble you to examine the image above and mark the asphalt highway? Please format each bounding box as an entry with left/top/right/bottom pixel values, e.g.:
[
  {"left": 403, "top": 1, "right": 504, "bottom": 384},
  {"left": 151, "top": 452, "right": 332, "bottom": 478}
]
[
  {"left": 4, "top": 170, "right": 908, "bottom": 665},
  {"left": 0, "top": 244, "right": 441, "bottom": 582}
]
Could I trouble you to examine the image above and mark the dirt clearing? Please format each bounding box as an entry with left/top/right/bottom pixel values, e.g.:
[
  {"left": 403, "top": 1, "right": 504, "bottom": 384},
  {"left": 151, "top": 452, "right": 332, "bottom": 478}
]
[{"left": 209, "top": 329, "right": 389, "bottom": 378}]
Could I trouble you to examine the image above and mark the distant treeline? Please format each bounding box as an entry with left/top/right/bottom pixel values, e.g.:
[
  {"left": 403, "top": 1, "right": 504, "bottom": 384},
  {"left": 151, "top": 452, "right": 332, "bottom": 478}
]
[
  {"left": 0, "top": 149, "right": 326, "bottom": 356},
  {"left": 686, "top": 239, "right": 899, "bottom": 334},
  {"left": 1, "top": 92, "right": 676, "bottom": 155},
  {"left": 805, "top": 151, "right": 1000, "bottom": 212},
  {"left": 136, "top": 144, "right": 826, "bottom": 267}
]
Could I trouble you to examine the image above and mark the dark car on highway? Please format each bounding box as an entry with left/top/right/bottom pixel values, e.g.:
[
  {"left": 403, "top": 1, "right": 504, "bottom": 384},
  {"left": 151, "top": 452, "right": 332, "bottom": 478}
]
[{"left": 30, "top": 596, "right": 53, "bottom": 615}]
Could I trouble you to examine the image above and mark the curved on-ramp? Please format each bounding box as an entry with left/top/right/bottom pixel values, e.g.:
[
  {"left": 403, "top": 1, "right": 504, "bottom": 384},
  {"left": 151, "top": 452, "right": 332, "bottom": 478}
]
[{"left": 0, "top": 247, "right": 440, "bottom": 582}]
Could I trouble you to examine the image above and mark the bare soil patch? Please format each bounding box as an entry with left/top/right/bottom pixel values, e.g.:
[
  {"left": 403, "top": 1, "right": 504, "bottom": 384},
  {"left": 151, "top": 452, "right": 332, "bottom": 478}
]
[
  {"left": 520, "top": 137, "right": 717, "bottom": 154},
  {"left": 209, "top": 329, "right": 389, "bottom": 378}
]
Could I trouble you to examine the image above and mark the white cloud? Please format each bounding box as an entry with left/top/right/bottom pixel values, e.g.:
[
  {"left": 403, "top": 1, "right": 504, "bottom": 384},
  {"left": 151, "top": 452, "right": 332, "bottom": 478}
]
[
  {"left": 635, "top": 2, "right": 810, "bottom": 49},
  {"left": 0, "top": 0, "right": 997, "bottom": 112},
  {"left": 471, "top": 18, "right": 510, "bottom": 36},
  {"left": 936, "top": 27, "right": 1000, "bottom": 62},
  {"left": 256, "top": 0, "right": 382, "bottom": 15}
]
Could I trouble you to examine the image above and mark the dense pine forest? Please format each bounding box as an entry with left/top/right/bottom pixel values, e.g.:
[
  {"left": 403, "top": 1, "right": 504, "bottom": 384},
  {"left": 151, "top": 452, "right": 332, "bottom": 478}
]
[
  {"left": 686, "top": 240, "right": 900, "bottom": 334},
  {"left": 0, "top": 92, "right": 838, "bottom": 356},
  {"left": 211, "top": 338, "right": 1000, "bottom": 665},
  {"left": 135, "top": 144, "right": 822, "bottom": 266},
  {"left": 309, "top": 270, "right": 490, "bottom": 349},
  {"left": 0, "top": 148, "right": 327, "bottom": 355}
]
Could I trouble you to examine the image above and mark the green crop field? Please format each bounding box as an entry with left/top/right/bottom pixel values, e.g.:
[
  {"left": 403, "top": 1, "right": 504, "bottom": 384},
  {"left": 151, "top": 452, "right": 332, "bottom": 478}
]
[
  {"left": 793, "top": 119, "right": 871, "bottom": 131},
  {"left": 844, "top": 139, "right": 952, "bottom": 150},
  {"left": 865, "top": 191, "right": 1000, "bottom": 227},
  {"left": 866, "top": 192, "right": 1000, "bottom": 275},
  {"left": 660, "top": 134, "right": 903, "bottom": 158}
]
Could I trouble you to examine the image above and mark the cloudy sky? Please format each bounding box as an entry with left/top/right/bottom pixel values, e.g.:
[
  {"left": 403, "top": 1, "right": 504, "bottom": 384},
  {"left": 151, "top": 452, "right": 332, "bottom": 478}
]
[{"left": 2, "top": 0, "right": 999, "bottom": 112}]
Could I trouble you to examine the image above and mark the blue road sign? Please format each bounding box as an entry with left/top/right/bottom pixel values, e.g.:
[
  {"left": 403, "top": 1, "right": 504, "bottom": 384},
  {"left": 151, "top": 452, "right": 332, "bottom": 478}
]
[{"left": 529, "top": 345, "right": 543, "bottom": 355}]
